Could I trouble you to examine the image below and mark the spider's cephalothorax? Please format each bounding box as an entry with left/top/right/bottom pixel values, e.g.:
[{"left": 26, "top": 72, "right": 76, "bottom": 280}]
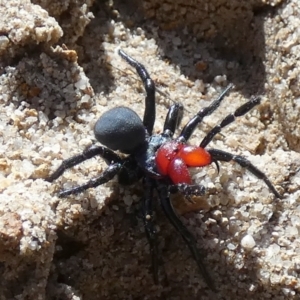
[{"left": 47, "top": 50, "right": 281, "bottom": 291}]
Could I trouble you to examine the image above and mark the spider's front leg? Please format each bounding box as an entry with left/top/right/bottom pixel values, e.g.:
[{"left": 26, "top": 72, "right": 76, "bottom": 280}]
[
  {"left": 142, "top": 177, "right": 159, "bottom": 283},
  {"left": 200, "top": 96, "right": 261, "bottom": 148},
  {"left": 179, "top": 84, "right": 233, "bottom": 142},
  {"left": 208, "top": 149, "right": 281, "bottom": 198},
  {"left": 157, "top": 182, "right": 216, "bottom": 291},
  {"left": 169, "top": 183, "right": 206, "bottom": 203}
]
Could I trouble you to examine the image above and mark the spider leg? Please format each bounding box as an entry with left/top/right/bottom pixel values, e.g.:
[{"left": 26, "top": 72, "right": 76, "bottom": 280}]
[
  {"left": 200, "top": 96, "right": 261, "bottom": 148},
  {"left": 142, "top": 178, "right": 159, "bottom": 283},
  {"left": 57, "top": 163, "right": 122, "bottom": 197},
  {"left": 118, "top": 157, "right": 143, "bottom": 185},
  {"left": 46, "top": 145, "right": 122, "bottom": 182},
  {"left": 118, "top": 49, "right": 156, "bottom": 135},
  {"left": 208, "top": 149, "right": 281, "bottom": 198},
  {"left": 179, "top": 84, "right": 233, "bottom": 142},
  {"left": 163, "top": 103, "right": 184, "bottom": 137},
  {"left": 157, "top": 183, "right": 215, "bottom": 291},
  {"left": 169, "top": 183, "right": 206, "bottom": 202}
]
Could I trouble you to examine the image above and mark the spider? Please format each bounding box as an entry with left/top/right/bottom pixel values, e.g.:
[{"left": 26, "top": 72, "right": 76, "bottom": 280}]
[{"left": 46, "top": 49, "right": 281, "bottom": 291}]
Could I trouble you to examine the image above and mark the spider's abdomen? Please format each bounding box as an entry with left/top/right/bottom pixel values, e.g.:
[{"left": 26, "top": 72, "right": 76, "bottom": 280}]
[
  {"left": 94, "top": 106, "right": 146, "bottom": 153},
  {"left": 155, "top": 141, "right": 212, "bottom": 184}
]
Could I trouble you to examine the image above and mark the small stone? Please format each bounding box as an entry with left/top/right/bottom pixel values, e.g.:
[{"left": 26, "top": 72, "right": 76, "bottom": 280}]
[
  {"left": 241, "top": 234, "right": 256, "bottom": 249},
  {"left": 227, "top": 243, "right": 236, "bottom": 250},
  {"left": 123, "top": 195, "right": 133, "bottom": 206}
]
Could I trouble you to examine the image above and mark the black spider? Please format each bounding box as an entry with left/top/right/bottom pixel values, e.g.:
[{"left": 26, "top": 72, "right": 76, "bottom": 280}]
[{"left": 47, "top": 50, "right": 281, "bottom": 290}]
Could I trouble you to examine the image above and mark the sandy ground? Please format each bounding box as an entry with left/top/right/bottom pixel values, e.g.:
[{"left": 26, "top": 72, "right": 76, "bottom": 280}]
[{"left": 0, "top": 0, "right": 300, "bottom": 299}]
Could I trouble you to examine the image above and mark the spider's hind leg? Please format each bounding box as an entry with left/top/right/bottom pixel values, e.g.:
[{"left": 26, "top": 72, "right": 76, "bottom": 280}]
[
  {"left": 46, "top": 145, "right": 123, "bottom": 197},
  {"left": 57, "top": 163, "right": 122, "bottom": 197},
  {"left": 46, "top": 145, "right": 122, "bottom": 182},
  {"left": 163, "top": 103, "right": 184, "bottom": 137},
  {"left": 118, "top": 49, "right": 156, "bottom": 135}
]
